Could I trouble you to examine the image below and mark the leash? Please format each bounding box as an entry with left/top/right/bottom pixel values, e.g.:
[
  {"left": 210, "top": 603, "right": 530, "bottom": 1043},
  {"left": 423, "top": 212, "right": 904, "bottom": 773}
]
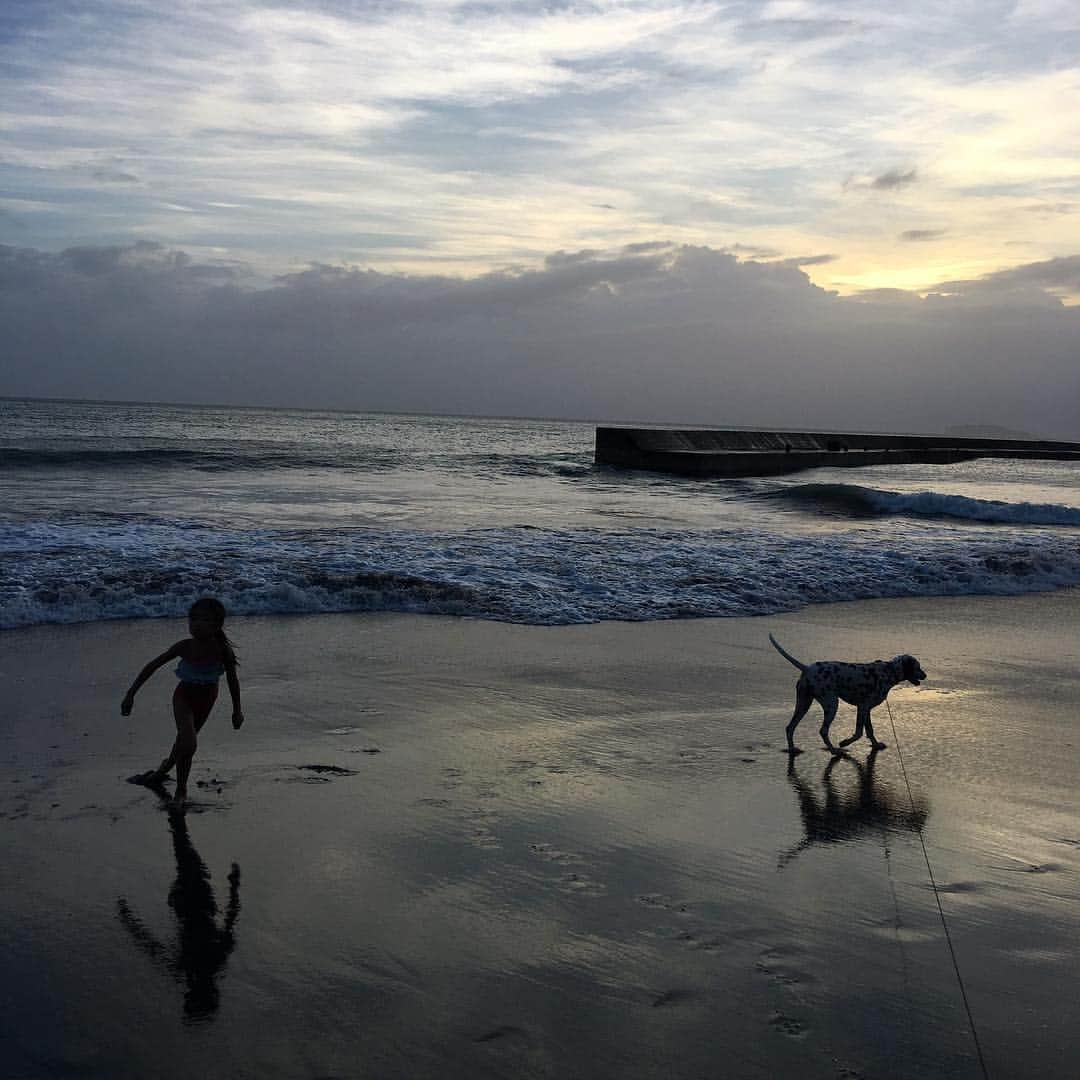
[{"left": 885, "top": 699, "right": 991, "bottom": 1080}]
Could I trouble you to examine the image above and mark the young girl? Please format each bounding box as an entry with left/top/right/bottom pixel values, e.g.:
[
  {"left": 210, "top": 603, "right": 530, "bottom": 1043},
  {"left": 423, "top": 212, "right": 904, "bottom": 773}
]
[{"left": 122, "top": 597, "right": 244, "bottom": 803}]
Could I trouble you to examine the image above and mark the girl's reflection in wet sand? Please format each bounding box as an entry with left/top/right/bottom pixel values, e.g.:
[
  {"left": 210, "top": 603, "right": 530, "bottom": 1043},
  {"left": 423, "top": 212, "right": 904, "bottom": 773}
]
[{"left": 117, "top": 788, "right": 241, "bottom": 1023}]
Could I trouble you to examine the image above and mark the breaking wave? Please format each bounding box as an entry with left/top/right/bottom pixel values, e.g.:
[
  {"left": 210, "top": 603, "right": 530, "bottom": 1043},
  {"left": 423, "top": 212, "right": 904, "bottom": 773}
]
[
  {"left": 771, "top": 483, "right": 1080, "bottom": 526},
  {"left": 4, "top": 520, "right": 1080, "bottom": 629}
]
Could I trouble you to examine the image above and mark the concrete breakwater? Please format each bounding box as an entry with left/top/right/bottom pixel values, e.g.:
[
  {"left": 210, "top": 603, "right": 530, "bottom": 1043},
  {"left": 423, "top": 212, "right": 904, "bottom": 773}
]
[{"left": 595, "top": 426, "right": 1080, "bottom": 478}]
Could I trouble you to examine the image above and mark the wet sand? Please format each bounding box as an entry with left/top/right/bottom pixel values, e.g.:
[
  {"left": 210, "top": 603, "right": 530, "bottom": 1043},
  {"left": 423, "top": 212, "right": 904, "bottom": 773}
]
[{"left": 2, "top": 592, "right": 1079, "bottom": 1079}]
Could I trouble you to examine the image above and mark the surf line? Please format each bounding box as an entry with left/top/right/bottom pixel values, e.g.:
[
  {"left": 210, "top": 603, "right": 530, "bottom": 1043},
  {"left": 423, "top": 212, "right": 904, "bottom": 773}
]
[{"left": 886, "top": 699, "right": 991, "bottom": 1080}]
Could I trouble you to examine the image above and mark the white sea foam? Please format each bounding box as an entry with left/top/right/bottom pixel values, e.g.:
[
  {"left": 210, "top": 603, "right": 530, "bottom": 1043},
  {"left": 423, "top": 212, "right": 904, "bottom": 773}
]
[{"left": 4, "top": 520, "right": 1080, "bottom": 629}]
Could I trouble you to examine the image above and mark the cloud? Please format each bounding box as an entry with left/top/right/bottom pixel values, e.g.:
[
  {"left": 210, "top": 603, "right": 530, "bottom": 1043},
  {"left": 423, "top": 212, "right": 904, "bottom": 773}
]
[
  {"left": 726, "top": 242, "right": 782, "bottom": 259},
  {"left": 3, "top": 239, "right": 1079, "bottom": 439},
  {"left": 773, "top": 253, "right": 837, "bottom": 268},
  {"left": 91, "top": 168, "right": 139, "bottom": 183},
  {"left": 3, "top": 2, "right": 1078, "bottom": 296},
  {"left": 1023, "top": 203, "right": 1073, "bottom": 215},
  {"left": 928, "top": 254, "right": 1080, "bottom": 304},
  {"left": 992, "top": 254, "right": 1080, "bottom": 290},
  {"left": 871, "top": 168, "right": 919, "bottom": 191},
  {"left": 900, "top": 229, "right": 946, "bottom": 242}
]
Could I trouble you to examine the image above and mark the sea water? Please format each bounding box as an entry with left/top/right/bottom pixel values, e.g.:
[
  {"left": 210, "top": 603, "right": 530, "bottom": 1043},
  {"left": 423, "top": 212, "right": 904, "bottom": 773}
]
[{"left": 2, "top": 397, "right": 1079, "bottom": 629}]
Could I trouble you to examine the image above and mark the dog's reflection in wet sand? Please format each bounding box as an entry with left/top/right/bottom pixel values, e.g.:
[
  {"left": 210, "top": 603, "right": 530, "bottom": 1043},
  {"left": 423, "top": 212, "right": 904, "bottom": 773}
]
[{"left": 779, "top": 750, "right": 928, "bottom": 869}]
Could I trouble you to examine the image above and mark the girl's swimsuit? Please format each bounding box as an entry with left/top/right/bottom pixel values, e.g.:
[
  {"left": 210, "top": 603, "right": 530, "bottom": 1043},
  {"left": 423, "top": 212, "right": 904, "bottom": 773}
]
[
  {"left": 176, "top": 658, "right": 225, "bottom": 685},
  {"left": 175, "top": 658, "right": 226, "bottom": 724}
]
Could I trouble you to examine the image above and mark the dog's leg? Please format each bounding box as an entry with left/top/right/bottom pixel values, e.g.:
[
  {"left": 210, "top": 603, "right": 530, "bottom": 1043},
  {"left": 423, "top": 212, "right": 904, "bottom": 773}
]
[
  {"left": 839, "top": 705, "right": 868, "bottom": 748},
  {"left": 863, "top": 708, "right": 887, "bottom": 750},
  {"left": 818, "top": 694, "right": 841, "bottom": 754},
  {"left": 785, "top": 681, "right": 813, "bottom": 755}
]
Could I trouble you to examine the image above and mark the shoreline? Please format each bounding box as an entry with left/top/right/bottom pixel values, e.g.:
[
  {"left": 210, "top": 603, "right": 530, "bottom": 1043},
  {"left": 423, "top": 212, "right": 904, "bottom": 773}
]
[{"left": 3, "top": 590, "right": 1079, "bottom": 1078}]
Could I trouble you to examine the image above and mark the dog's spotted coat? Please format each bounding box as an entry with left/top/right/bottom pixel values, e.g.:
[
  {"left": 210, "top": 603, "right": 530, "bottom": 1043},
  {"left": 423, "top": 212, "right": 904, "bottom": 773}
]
[{"left": 769, "top": 634, "right": 926, "bottom": 755}]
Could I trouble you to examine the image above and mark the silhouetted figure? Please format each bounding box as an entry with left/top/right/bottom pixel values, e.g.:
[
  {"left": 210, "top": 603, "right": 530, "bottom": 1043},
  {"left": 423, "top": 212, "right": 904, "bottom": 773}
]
[
  {"left": 779, "top": 749, "right": 928, "bottom": 868},
  {"left": 117, "top": 790, "right": 241, "bottom": 1022},
  {"left": 122, "top": 596, "right": 245, "bottom": 805}
]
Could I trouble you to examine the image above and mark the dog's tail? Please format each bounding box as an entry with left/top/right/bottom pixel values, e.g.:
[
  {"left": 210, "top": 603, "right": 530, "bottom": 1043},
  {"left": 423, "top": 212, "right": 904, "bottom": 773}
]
[{"left": 768, "top": 633, "right": 806, "bottom": 672}]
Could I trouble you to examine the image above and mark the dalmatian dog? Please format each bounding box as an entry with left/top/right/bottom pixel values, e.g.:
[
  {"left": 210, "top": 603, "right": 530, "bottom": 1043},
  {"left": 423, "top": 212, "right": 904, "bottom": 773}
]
[{"left": 769, "top": 634, "right": 926, "bottom": 755}]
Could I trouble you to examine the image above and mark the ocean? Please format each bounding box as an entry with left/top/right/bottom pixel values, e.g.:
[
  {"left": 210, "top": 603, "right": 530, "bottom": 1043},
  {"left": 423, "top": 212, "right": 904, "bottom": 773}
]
[{"left": 2, "top": 397, "right": 1079, "bottom": 630}]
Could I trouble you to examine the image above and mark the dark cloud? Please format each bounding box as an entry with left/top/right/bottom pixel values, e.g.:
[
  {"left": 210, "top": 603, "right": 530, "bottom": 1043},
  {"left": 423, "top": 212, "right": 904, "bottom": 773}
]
[
  {"left": 623, "top": 241, "right": 674, "bottom": 255},
  {"left": 928, "top": 255, "right": 1080, "bottom": 305},
  {"left": 773, "top": 254, "right": 837, "bottom": 268},
  {"left": 990, "top": 254, "right": 1080, "bottom": 290},
  {"left": 545, "top": 249, "right": 605, "bottom": 268},
  {"left": 2, "top": 241, "right": 1079, "bottom": 438},
  {"left": 91, "top": 168, "right": 139, "bottom": 183},
  {"left": 900, "top": 229, "right": 946, "bottom": 242},
  {"left": 871, "top": 168, "right": 918, "bottom": 190}
]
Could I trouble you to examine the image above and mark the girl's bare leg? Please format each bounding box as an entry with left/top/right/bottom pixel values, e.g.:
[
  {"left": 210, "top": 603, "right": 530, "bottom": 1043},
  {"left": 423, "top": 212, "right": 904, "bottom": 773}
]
[
  {"left": 171, "top": 696, "right": 198, "bottom": 802},
  {"left": 152, "top": 716, "right": 184, "bottom": 779}
]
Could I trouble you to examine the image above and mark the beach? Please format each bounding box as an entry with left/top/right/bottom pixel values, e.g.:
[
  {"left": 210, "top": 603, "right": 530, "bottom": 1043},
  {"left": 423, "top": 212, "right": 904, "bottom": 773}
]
[{"left": 3, "top": 591, "right": 1079, "bottom": 1079}]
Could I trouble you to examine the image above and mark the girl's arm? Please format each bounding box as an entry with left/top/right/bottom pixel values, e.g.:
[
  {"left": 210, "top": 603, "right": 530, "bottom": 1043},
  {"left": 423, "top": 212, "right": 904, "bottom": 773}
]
[
  {"left": 120, "top": 643, "right": 184, "bottom": 715},
  {"left": 226, "top": 664, "right": 244, "bottom": 729}
]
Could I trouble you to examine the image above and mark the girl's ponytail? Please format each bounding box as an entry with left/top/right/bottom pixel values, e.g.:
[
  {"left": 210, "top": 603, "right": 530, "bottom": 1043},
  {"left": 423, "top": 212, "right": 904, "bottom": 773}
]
[{"left": 216, "top": 627, "right": 239, "bottom": 669}]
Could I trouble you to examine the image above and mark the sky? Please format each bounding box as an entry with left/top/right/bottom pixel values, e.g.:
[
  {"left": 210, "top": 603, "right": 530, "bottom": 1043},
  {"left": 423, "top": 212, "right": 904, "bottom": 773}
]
[{"left": 2, "top": 1, "right": 1079, "bottom": 434}]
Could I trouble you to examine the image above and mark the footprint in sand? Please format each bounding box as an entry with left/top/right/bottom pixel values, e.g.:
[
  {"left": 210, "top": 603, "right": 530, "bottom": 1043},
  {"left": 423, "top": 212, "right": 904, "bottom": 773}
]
[
  {"left": 769, "top": 1012, "right": 807, "bottom": 1038},
  {"left": 528, "top": 843, "right": 604, "bottom": 894},
  {"left": 283, "top": 764, "right": 360, "bottom": 784},
  {"left": 636, "top": 892, "right": 692, "bottom": 915},
  {"left": 992, "top": 861, "right": 1062, "bottom": 874},
  {"left": 528, "top": 842, "right": 581, "bottom": 866},
  {"left": 507, "top": 760, "right": 569, "bottom": 788},
  {"left": 474, "top": 1025, "right": 530, "bottom": 1045},
  {"left": 556, "top": 872, "right": 605, "bottom": 896},
  {"left": 931, "top": 880, "right": 981, "bottom": 894},
  {"left": 441, "top": 767, "right": 466, "bottom": 790},
  {"left": 415, "top": 780, "right": 503, "bottom": 850},
  {"left": 637, "top": 895, "right": 724, "bottom": 958},
  {"left": 675, "top": 748, "right": 709, "bottom": 763},
  {"left": 651, "top": 988, "right": 699, "bottom": 1008},
  {"left": 460, "top": 807, "right": 501, "bottom": 849},
  {"left": 756, "top": 947, "right": 814, "bottom": 991},
  {"left": 671, "top": 929, "right": 722, "bottom": 954}
]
